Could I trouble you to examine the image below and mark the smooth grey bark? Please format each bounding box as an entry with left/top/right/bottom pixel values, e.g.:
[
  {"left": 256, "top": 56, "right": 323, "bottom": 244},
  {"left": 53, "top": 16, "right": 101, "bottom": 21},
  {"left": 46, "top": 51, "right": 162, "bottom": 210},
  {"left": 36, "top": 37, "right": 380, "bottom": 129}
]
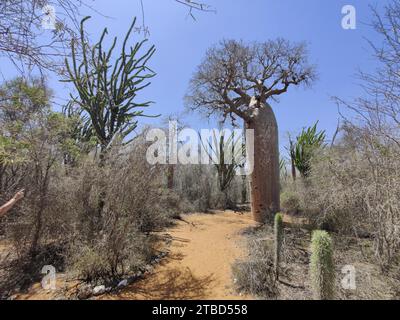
[{"left": 246, "top": 102, "right": 280, "bottom": 223}]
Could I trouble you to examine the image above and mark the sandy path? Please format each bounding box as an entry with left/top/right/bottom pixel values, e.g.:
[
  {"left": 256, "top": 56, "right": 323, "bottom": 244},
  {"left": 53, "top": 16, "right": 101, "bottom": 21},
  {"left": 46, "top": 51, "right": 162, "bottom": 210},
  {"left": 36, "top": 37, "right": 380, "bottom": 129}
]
[
  {"left": 106, "top": 210, "right": 258, "bottom": 300},
  {"left": 12, "top": 210, "right": 258, "bottom": 300}
]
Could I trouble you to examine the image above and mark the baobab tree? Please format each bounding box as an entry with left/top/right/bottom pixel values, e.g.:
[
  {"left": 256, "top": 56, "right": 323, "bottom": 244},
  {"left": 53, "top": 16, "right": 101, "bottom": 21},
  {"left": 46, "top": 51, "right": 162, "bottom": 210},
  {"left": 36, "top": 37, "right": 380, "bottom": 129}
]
[{"left": 186, "top": 39, "right": 316, "bottom": 223}]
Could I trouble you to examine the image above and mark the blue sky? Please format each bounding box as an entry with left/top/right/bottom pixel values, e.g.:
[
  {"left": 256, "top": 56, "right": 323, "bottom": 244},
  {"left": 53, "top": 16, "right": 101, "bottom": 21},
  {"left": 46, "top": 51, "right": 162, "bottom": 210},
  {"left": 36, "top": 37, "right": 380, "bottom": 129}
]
[{"left": 0, "top": 0, "right": 389, "bottom": 154}]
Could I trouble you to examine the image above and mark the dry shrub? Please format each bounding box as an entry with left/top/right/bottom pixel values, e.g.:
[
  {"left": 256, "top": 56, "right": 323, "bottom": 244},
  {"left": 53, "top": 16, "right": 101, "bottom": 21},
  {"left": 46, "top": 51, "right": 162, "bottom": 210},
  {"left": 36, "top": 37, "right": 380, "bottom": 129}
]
[
  {"left": 175, "top": 164, "right": 245, "bottom": 212},
  {"left": 104, "top": 141, "right": 178, "bottom": 232},
  {"left": 0, "top": 158, "right": 90, "bottom": 294},
  {"left": 1, "top": 130, "right": 183, "bottom": 292},
  {"left": 0, "top": 165, "right": 71, "bottom": 296},
  {"left": 0, "top": 80, "right": 186, "bottom": 294},
  {"left": 0, "top": 111, "right": 78, "bottom": 295},
  {"left": 174, "top": 164, "right": 214, "bottom": 212},
  {"left": 69, "top": 230, "right": 153, "bottom": 284},
  {"left": 232, "top": 234, "right": 278, "bottom": 298},
  {"left": 280, "top": 189, "right": 301, "bottom": 214},
  {"left": 66, "top": 137, "right": 179, "bottom": 283},
  {"left": 289, "top": 124, "right": 400, "bottom": 269},
  {"left": 224, "top": 175, "right": 245, "bottom": 208}
]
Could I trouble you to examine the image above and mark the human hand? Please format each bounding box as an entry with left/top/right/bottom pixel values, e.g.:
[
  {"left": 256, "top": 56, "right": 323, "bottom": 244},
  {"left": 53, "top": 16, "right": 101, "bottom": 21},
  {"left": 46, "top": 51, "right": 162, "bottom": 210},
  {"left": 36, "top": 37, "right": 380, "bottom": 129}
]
[{"left": 13, "top": 189, "right": 25, "bottom": 201}]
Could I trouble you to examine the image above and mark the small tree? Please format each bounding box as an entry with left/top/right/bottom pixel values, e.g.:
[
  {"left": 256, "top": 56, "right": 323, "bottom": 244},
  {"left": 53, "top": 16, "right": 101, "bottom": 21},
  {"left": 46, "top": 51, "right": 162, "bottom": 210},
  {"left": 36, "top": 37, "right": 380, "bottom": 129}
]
[
  {"left": 0, "top": 78, "right": 52, "bottom": 196},
  {"left": 187, "top": 39, "right": 316, "bottom": 222},
  {"left": 64, "top": 16, "right": 157, "bottom": 154},
  {"left": 0, "top": 78, "right": 71, "bottom": 254}
]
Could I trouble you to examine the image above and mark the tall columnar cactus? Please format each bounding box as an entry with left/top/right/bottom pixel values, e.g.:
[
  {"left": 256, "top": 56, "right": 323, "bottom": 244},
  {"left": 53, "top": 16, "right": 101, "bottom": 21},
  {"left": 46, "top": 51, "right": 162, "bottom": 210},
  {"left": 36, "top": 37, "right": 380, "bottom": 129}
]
[
  {"left": 274, "top": 213, "right": 284, "bottom": 279},
  {"left": 310, "top": 230, "right": 335, "bottom": 300}
]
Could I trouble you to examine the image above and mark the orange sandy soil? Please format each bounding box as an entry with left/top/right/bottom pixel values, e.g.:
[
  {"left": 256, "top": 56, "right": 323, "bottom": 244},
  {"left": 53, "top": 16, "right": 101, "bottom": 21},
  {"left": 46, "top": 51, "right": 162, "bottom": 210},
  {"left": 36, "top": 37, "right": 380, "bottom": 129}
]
[{"left": 102, "top": 210, "right": 258, "bottom": 300}]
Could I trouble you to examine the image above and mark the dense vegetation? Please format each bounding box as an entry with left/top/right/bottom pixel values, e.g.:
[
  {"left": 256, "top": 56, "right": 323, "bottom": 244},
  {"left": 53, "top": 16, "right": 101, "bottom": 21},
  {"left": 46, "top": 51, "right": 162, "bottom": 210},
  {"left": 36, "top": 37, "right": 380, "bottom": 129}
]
[{"left": 1, "top": 0, "right": 400, "bottom": 301}]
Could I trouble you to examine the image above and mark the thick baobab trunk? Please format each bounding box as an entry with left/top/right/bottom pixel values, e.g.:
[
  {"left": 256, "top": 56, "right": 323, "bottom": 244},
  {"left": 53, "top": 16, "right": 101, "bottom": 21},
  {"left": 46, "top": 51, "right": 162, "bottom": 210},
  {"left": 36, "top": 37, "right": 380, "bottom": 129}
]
[{"left": 246, "top": 102, "right": 280, "bottom": 223}]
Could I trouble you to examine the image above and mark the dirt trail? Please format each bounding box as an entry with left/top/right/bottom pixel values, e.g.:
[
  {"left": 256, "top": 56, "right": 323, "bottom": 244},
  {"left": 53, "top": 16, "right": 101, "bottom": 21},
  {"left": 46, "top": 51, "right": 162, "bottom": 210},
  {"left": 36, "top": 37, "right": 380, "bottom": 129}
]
[
  {"left": 105, "top": 210, "right": 258, "bottom": 300},
  {"left": 13, "top": 210, "right": 258, "bottom": 300}
]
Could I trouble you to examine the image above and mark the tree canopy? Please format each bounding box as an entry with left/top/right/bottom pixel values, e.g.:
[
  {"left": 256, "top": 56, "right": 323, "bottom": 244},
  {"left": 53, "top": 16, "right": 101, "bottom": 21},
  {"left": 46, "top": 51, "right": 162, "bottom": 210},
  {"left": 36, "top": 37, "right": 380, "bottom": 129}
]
[{"left": 186, "top": 39, "right": 316, "bottom": 124}]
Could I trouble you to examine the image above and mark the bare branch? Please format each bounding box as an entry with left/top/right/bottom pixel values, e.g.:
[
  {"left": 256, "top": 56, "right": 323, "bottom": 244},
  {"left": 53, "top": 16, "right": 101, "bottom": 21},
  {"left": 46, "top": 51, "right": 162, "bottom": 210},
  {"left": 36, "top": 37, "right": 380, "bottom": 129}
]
[
  {"left": 186, "top": 39, "right": 316, "bottom": 123},
  {"left": 0, "top": 0, "right": 91, "bottom": 74},
  {"left": 175, "top": 0, "right": 215, "bottom": 19},
  {"left": 335, "top": 0, "right": 400, "bottom": 146}
]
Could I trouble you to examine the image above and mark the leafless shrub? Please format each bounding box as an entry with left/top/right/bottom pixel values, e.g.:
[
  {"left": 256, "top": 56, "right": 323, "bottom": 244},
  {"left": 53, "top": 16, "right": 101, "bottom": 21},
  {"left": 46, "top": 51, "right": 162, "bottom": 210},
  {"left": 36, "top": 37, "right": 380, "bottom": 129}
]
[
  {"left": 317, "top": 0, "right": 400, "bottom": 270},
  {"left": 69, "top": 229, "right": 153, "bottom": 284},
  {"left": 0, "top": 163, "right": 73, "bottom": 296},
  {"left": 174, "top": 164, "right": 214, "bottom": 212},
  {"left": 1, "top": 125, "right": 183, "bottom": 292},
  {"left": 232, "top": 237, "right": 279, "bottom": 299},
  {"left": 65, "top": 136, "right": 180, "bottom": 283},
  {"left": 0, "top": 0, "right": 86, "bottom": 73},
  {"left": 280, "top": 188, "right": 301, "bottom": 215},
  {"left": 174, "top": 163, "right": 243, "bottom": 212},
  {"left": 289, "top": 124, "right": 400, "bottom": 269}
]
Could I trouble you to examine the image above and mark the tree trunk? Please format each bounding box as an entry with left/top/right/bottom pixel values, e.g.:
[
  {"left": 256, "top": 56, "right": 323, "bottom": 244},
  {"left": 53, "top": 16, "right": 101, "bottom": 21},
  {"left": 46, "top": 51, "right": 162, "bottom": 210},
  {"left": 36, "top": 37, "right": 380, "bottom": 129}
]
[
  {"left": 167, "top": 165, "right": 175, "bottom": 189},
  {"left": 291, "top": 156, "right": 297, "bottom": 181},
  {"left": 241, "top": 175, "right": 247, "bottom": 204},
  {"left": 246, "top": 102, "right": 280, "bottom": 223}
]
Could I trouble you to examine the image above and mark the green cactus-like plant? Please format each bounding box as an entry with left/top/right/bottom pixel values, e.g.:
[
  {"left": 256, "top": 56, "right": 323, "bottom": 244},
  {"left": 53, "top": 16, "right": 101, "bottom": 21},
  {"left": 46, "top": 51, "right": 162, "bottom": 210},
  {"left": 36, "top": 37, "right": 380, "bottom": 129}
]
[
  {"left": 64, "top": 16, "right": 157, "bottom": 153},
  {"left": 288, "top": 121, "right": 326, "bottom": 179},
  {"left": 274, "top": 213, "right": 284, "bottom": 279},
  {"left": 310, "top": 230, "right": 335, "bottom": 300}
]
